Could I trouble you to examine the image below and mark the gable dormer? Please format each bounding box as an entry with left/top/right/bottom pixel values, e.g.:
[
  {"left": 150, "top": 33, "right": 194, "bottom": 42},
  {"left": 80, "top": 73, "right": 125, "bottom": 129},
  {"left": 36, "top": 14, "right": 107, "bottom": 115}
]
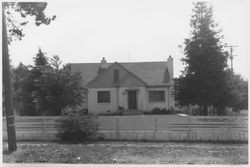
[{"left": 88, "top": 62, "right": 146, "bottom": 88}]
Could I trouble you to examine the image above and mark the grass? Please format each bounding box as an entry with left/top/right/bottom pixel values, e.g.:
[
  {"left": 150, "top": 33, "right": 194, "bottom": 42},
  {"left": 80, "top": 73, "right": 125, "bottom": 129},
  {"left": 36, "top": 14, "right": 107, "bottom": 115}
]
[{"left": 2, "top": 141, "right": 248, "bottom": 164}]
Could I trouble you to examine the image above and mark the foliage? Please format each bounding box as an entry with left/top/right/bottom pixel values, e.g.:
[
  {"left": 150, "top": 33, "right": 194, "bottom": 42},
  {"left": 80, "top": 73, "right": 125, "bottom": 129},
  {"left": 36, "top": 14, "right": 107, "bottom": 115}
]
[
  {"left": 3, "top": 2, "right": 56, "bottom": 116},
  {"left": 98, "top": 111, "right": 122, "bottom": 116},
  {"left": 3, "top": 2, "right": 56, "bottom": 42},
  {"left": 3, "top": 1, "right": 56, "bottom": 152},
  {"left": 12, "top": 49, "right": 85, "bottom": 116},
  {"left": 50, "top": 55, "right": 62, "bottom": 70},
  {"left": 143, "top": 107, "right": 173, "bottom": 115},
  {"left": 12, "top": 63, "right": 37, "bottom": 115},
  {"left": 33, "top": 48, "right": 49, "bottom": 66},
  {"left": 56, "top": 109, "right": 98, "bottom": 143},
  {"left": 227, "top": 72, "right": 248, "bottom": 111},
  {"left": 175, "top": 2, "right": 231, "bottom": 115}
]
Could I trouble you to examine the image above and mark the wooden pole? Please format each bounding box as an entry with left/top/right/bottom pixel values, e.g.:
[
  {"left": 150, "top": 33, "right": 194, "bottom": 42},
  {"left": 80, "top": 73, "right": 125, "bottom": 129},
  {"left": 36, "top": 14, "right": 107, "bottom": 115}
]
[
  {"left": 2, "top": 3, "right": 17, "bottom": 152},
  {"left": 154, "top": 117, "right": 158, "bottom": 132}
]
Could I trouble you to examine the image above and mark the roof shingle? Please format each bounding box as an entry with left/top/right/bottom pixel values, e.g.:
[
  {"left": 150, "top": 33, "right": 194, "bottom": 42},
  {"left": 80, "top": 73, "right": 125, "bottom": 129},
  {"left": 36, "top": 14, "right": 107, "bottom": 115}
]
[{"left": 70, "top": 61, "right": 170, "bottom": 86}]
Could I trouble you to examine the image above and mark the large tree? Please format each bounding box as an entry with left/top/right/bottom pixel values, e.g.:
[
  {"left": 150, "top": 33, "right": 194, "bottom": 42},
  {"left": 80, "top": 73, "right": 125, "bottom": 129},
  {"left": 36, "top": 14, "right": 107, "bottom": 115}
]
[
  {"left": 30, "top": 52, "right": 85, "bottom": 116},
  {"left": 2, "top": 2, "right": 55, "bottom": 152},
  {"left": 12, "top": 51, "right": 86, "bottom": 116},
  {"left": 176, "top": 2, "right": 231, "bottom": 115}
]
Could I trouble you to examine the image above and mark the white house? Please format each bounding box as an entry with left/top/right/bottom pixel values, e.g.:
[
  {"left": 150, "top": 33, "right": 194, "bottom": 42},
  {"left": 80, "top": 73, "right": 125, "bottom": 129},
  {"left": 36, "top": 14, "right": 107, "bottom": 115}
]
[{"left": 70, "top": 56, "right": 175, "bottom": 114}]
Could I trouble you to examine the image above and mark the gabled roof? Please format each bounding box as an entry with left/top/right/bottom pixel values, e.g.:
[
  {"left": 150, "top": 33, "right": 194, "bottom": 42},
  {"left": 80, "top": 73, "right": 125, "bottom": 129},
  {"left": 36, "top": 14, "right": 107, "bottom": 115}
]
[
  {"left": 70, "top": 61, "right": 170, "bottom": 86},
  {"left": 87, "top": 62, "right": 147, "bottom": 87}
]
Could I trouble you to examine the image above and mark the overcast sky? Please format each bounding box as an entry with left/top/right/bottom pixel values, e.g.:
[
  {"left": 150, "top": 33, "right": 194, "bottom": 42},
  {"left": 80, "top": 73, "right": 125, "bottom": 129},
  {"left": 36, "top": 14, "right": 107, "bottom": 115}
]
[{"left": 8, "top": 0, "right": 250, "bottom": 79}]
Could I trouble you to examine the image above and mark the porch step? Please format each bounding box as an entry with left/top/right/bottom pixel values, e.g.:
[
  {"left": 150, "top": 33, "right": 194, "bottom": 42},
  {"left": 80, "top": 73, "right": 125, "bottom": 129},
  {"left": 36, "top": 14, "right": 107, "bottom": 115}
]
[{"left": 122, "top": 110, "right": 143, "bottom": 115}]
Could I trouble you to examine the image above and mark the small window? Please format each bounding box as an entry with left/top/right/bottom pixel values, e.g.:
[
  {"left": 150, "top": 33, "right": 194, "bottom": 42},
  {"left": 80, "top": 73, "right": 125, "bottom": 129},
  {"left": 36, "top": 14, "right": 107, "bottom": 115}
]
[
  {"left": 113, "top": 69, "right": 119, "bottom": 82},
  {"left": 149, "top": 91, "right": 165, "bottom": 102},
  {"left": 97, "top": 91, "right": 110, "bottom": 103}
]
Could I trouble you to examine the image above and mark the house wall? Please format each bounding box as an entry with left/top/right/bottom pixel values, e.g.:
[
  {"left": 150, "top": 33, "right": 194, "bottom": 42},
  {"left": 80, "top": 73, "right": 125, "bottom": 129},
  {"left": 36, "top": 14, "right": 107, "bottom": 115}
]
[
  {"left": 88, "top": 86, "right": 175, "bottom": 114},
  {"left": 88, "top": 88, "right": 117, "bottom": 114},
  {"left": 145, "top": 86, "right": 175, "bottom": 111},
  {"left": 86, "top": 61, "right": 175, "bottom": 113},
  {"left": 118, "top": 87, "right": 146, "bottom": 111},
  {"left": 88, "top": 87, "right": 146, "bottom": 113}
]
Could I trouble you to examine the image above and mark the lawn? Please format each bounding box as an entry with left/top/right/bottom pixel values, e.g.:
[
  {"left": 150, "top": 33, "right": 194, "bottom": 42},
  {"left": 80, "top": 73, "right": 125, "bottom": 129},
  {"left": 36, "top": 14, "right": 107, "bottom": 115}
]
[{"left": 2, "top": 141, "right": 248, "bottom": 164}]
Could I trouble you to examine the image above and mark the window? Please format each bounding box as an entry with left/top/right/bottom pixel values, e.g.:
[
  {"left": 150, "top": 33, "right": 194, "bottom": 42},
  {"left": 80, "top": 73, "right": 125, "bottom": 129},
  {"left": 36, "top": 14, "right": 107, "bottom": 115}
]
[
  {"left": 97, "top": 91, "right": 110, "bottom": 103},
  {"left": 149, "top": 91, "right": 165, "bottom": 102},
  {"left": 113, "top": 69, "right": 119, "bottom": 82}
]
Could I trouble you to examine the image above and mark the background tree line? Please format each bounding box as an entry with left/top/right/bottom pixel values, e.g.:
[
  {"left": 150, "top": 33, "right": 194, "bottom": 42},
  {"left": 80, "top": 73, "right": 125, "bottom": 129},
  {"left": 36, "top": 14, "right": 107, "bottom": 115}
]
[{"left": 10, "top": 48, "right": 85, "bottom": 116}]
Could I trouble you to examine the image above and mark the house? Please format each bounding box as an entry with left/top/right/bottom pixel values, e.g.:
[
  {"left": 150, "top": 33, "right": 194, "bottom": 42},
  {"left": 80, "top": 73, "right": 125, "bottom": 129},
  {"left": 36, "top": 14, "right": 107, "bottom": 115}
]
[{"left": 70, "top": 56, "right": 175, "bottom": 114}]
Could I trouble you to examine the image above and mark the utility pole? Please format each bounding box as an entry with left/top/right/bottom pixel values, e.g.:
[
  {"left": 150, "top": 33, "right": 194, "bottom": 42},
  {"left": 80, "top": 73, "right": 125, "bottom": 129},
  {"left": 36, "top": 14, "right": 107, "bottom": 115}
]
[
  {"left": 2, "top": 3, "right": 17, "bottom": 152},
  {"left": 224, "top": 45, "right": 238, "bottom": 72}
]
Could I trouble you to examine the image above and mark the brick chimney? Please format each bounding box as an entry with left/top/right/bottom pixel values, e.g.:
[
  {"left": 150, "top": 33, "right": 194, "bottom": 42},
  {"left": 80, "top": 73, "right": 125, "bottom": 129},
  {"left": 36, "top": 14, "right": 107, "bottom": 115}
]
[
  {"left": 101, "top": 57, "right": 108, "bottom": 69},
  {"left": 97, "top": 57, "right": 108, "bottom": 74},
  {"left": 167, "top": 55, "right": 173, "bottom": 83}
]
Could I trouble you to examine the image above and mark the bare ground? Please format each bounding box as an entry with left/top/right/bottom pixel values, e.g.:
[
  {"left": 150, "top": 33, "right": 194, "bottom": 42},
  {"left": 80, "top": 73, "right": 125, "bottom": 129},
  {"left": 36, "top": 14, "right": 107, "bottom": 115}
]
[{"left": 2, "top": 141, "right": 248, "bottom": 164}]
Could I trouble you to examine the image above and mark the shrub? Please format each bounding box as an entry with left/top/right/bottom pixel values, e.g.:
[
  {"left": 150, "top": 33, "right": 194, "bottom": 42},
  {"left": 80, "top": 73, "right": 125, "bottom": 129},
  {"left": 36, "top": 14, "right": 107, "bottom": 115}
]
[
  {"left": 150, "top": 107, "right": 172, "bottom": 115},
  {"left": 98, "top": 111, "right": 122, "bottom": 116},
  {"left": 160, "top": 108, "right": 171, "bottom": 114},
  {"left": 151, "top": 107, "right": 162, "bottom": 114},
  {"left": 56, "top": 108, "right": 98, "bottom": 143}
]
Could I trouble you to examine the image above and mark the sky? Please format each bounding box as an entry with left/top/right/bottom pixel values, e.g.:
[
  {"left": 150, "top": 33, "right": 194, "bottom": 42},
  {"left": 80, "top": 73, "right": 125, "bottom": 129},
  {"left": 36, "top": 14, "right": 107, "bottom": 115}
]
[{"left": 8, "top": 0, "right": 250, "bottom": 79}]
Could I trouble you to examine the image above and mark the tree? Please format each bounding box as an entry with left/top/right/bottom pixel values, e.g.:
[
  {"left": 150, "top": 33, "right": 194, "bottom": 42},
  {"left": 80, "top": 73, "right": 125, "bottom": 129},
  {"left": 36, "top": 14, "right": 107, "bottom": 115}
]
[
  {"left": 12, "top": 52, "right": 85, "bottom": 116},
  {"left": 31, "top": 61, "right": 85, "bottom": 116},
  {"left": 51, "top": 55, "right": 62, "bottom": 71},
  {"left": 33, "top": 48, "right": 49, "bottom": 66},
  {"left": 12, "top": 63, "right": 31, "bottom": 115},
  {"left": 228, "top": 73, "right": 248, "bottom": 111},
  {"left": 2, "top": 2, "right": 55, "bottom": 152},
  {"left": 175, "top": 2, "right": 231, "bottom": 115}
]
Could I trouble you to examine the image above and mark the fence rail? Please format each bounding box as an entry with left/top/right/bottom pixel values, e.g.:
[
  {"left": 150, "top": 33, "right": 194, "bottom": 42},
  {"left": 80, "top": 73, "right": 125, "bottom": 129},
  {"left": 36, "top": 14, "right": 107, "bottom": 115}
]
[{"left": 2, "top": 115, "right": 248, "bottom": 141}]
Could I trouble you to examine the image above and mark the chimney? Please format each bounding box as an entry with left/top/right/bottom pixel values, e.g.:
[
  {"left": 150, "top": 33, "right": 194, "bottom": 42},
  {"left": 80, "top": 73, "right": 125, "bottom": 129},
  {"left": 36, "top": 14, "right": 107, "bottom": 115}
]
[
  {"left": 167, "top": 55, "right": 173, "bottom": 82},
  {"left": 101, "top": 57, "right": 108, "bottom": 69}
]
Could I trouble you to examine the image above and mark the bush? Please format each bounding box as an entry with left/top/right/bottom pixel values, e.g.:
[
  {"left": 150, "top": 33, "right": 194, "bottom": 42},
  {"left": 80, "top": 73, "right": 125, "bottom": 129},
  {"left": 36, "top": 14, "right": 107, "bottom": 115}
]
[
  {"left": 98, "top": 111, "right": 122, "bottom": 116},
  {"left": 56, "top": 108, "right": 98, "bottom": 143},
  {"left": 151, "top": 107, "right": 171, "bottom": 114}
]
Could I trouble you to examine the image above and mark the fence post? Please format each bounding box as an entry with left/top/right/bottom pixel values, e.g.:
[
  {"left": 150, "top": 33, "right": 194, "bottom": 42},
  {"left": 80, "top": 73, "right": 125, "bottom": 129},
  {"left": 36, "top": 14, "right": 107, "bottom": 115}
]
[
  {"left": 188, "top": 117, "right": 191, "bottom": 140},
  {"left": 43, "top": 116, "right": 46, "bottom": 133},
  {"left": 154, "top": 118, "right": 158, "bottom": 132},
  {"left": 116, "top": 117, "right": 119, "bottom": 132},
  {"left": 226, "top": 117, "right": 230, "bottom": 132}
]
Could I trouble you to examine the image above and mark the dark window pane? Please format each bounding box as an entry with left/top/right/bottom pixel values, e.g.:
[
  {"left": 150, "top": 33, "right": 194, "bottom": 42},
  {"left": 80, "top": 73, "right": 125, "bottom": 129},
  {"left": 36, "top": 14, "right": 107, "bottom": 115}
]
[
  {"left": 149, "top": 91, "right": 165, "bottom": 102},
  {"left": 97, "top": 91, "right": 110, "bottom": 103}
]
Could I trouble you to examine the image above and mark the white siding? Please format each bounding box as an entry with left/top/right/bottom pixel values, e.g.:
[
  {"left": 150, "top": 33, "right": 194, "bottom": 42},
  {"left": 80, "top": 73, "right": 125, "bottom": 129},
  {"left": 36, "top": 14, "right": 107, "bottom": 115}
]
[
  {"left": 88, "top": 88, "right": 117, "bottom": 114},
  {"left": 88, "top": 86, "right": 175, "bottom": 113},
  {"left": 118, "top": 87, "right": 146, "bottom": 111},
  {"left": 145, "top": 87, "right": 174, "bottom": 111}
]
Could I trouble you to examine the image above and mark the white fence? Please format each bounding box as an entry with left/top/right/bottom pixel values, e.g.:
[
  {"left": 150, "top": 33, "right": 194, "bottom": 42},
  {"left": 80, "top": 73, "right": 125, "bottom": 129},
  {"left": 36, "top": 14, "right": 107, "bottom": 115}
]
[{"left": 2, "top": 115, "right": 248, "bottom": 141}]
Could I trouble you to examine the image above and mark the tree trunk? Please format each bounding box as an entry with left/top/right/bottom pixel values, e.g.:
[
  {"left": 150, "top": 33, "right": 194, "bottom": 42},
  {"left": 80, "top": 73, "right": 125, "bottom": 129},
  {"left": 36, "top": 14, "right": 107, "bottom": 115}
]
[
  {"left": 2, "top": 3, "right": 17, "bottom": 152},
  {"left": 204, "top": 105, "right": 208, "bottom": 116}
]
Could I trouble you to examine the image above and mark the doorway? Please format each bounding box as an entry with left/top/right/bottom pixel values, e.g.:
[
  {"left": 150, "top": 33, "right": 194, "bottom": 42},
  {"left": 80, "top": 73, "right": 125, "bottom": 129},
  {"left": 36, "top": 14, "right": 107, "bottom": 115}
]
[{"left": 128, "top": 90, "right": 137, "bottom": 110}]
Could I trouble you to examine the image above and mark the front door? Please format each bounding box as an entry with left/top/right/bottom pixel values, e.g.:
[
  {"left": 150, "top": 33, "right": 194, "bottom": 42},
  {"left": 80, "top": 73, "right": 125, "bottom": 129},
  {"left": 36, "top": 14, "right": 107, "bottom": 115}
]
[{"left": 128, "top": 90, "right": 137, "bottom": 109}]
